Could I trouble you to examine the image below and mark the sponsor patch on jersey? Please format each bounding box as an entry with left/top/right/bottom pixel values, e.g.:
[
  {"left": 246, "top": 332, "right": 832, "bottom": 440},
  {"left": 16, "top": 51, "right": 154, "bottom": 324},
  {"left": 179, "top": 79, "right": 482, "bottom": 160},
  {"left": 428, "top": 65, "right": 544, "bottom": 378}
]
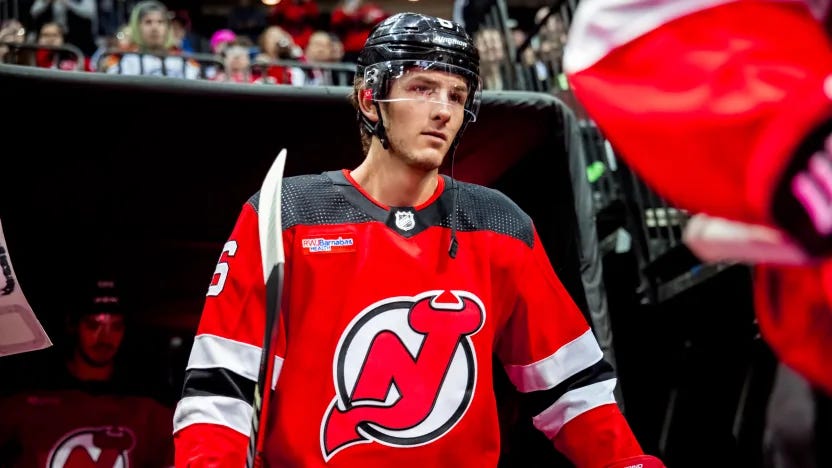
[{"left": 301, "top": 235, "right": 356, "bottom": 254}]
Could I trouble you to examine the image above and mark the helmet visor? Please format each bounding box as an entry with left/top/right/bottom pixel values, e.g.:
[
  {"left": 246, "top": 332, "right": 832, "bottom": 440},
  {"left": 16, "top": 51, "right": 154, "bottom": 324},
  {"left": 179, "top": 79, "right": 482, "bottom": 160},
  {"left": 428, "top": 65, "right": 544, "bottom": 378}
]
[{"left": 364, "top": 60, "right": 482, "bottom": 122}]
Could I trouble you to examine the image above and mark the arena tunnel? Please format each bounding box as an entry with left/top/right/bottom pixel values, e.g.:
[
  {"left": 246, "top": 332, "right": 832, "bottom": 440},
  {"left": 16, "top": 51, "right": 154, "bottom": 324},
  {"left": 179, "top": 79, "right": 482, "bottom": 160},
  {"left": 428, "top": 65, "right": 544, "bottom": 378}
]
[{"left": 0, "top": 63, "right": 600, "bottom": 466}]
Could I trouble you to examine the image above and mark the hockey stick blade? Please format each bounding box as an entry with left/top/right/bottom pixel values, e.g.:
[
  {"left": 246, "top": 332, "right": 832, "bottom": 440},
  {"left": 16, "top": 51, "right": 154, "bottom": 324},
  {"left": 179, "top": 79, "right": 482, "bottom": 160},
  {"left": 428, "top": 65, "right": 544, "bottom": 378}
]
[
  {"left": 259, "top": 148, "right": 287, "bottom": 275},
  {"left": 247, "top": 148, "right": 287, "bottom": 468}
]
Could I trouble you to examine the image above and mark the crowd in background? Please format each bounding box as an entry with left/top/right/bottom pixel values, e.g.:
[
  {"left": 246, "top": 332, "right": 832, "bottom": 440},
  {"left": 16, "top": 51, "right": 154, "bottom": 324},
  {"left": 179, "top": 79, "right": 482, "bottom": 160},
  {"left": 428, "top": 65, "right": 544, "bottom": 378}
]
[
  {"left": 0, "top": 0, "right": 389, "bottom": 83},
  {"left": 0, "top": 0, "right": 569, "bottom": 89}
]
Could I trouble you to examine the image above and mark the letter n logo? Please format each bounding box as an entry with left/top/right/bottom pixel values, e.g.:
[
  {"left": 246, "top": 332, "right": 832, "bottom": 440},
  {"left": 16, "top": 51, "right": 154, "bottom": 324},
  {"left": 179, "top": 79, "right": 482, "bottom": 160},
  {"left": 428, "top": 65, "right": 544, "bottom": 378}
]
[{"left": 320, "top": 290, "right": 485, "bottom": 461}]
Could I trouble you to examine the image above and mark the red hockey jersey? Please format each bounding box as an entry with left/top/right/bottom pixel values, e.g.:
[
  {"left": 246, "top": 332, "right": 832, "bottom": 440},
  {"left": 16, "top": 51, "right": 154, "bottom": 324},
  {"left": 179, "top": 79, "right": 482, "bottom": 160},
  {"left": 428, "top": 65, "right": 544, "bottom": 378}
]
[
  {"left": 564, "top": 0, "right": 832, "bottom": 393},
  {"left": 0, "top": 388, "right": 174, "bottom": 468},
  {"left": 173, "top": 170, "right": 643, "bottom": 467}
]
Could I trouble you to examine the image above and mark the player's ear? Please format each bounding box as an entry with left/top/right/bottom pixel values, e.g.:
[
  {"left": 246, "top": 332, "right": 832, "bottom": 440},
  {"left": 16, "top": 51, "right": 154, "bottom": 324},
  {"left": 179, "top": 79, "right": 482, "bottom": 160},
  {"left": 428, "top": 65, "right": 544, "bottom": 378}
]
[{"left": 358, "top": 88, "right": 378, "bottom": 123}]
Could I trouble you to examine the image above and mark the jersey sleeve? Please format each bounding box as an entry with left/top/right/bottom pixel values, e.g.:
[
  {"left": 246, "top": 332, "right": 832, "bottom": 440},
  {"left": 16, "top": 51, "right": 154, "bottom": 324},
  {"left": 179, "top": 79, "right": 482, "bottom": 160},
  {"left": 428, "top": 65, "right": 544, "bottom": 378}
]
[
  {"left": 496, "top": 227, "right": 643, "bottom": 468},
  {"left": 564, "top": 0, "right": 832, "bottom": 226},
  {"left": 173, "top": 199, "right": 290, "bottom": 467}
]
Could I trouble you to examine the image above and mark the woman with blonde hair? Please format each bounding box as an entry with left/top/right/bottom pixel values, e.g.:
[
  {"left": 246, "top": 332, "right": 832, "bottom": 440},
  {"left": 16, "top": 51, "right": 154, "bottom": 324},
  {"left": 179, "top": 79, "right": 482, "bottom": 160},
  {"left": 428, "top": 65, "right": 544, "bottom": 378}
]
[{"left": 100, "top": 0, "right": 200, "bottom": 79}]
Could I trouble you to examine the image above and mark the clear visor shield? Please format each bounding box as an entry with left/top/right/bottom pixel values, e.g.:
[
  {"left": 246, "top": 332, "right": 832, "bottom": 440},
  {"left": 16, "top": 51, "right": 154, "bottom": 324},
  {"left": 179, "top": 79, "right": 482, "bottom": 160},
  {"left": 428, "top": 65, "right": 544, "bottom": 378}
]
[{"left": 365, "top": 60, "right": 483, "bottom": 122}]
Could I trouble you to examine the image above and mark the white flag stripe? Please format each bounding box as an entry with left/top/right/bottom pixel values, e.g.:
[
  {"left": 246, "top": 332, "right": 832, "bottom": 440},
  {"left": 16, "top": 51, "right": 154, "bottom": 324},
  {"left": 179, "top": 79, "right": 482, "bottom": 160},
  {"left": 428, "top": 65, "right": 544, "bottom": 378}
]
[
  {"left": 532, "top": 378, "right": 618, "bottom": 439},
  {"left": 504, "top": 329, "right": 603, "bottom": 393},
  {"left": 271, "top": 355, "right": 284, "bottom": 390},
  {"left": 564, "top": 0, "right": 745, "bottom": 73},
  {"left": 173, "top": 395, "right": 253, "bottom": 436},
  {"left": 186, "top": 334, "right": 261, "bottom": 382}
]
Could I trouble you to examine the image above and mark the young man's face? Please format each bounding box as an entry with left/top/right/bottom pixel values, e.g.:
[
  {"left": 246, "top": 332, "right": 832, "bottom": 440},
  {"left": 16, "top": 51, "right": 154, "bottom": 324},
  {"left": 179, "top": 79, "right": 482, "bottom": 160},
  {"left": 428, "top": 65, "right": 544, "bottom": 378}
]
[
  {"left": 77, "top": 313, "right": 125, "bottom": 367},
  {"left": 381, "top": 69, "right": 470, "bottom": 171}
]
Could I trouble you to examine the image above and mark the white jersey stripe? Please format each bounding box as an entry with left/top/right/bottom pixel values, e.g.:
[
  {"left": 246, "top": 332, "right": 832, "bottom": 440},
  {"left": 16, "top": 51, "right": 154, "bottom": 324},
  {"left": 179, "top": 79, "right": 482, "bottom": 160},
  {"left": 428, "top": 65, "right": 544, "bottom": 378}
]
[
  {"left": 271, "top": 355, "right": 284, "bottom": 390},
  {"left": 186, "top": 333, "right": 261, "bottom": 382},
  {"left": 564, "top": 0, "right": 808, "bottom": 73},
  {"left": 173, "top": 395, "right": 253, "bottom": 436},
  {"left": 504, "top": 328, "right": 603, "bottom": 393},
  {"left": 532, "top": 378, "right": 618, "bottom": 439}
]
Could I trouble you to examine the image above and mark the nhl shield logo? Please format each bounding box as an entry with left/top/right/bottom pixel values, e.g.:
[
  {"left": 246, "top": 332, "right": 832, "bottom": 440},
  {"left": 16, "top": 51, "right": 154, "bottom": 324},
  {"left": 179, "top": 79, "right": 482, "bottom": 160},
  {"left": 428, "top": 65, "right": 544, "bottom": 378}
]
[{"left": 394, "top": 210, "right": 416, "bottom": 231}]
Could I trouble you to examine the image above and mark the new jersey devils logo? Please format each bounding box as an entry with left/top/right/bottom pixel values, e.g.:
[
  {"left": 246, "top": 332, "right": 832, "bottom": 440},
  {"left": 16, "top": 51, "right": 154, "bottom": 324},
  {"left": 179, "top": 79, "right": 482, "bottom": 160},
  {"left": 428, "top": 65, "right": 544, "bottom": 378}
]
[
  {"left": 320, "top": 290, "right": 485, "bottom": 461},
  {"left": 47, "top": 426, "right": 135, "bottom": 468}
]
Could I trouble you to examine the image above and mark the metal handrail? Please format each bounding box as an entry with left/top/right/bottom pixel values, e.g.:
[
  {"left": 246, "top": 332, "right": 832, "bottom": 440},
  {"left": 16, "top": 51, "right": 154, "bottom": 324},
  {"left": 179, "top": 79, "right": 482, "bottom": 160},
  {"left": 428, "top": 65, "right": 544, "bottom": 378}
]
[
  {"left": 249, "top": 59, "right": 357, "bottom": 86},
  {"left": 96, "top": 49, "right": 224, "bottom": 79},
  {"left": 0, "top": 41, "right": 85, "bottom": 71}
]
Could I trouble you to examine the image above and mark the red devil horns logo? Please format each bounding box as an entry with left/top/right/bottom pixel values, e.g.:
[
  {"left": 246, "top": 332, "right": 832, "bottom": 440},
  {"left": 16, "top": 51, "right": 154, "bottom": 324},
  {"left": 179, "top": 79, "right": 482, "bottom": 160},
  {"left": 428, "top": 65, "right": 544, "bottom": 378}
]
[{"left": 321, "top": 290, "right": 485, "bottom": 461}]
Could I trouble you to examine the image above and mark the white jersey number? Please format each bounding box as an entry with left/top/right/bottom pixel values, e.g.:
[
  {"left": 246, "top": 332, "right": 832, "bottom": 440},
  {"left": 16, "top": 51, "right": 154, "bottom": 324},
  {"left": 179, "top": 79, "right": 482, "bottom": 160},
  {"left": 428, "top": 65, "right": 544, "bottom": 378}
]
[{"left": 207, "top": 240, "right": 238, "bottom": 297}]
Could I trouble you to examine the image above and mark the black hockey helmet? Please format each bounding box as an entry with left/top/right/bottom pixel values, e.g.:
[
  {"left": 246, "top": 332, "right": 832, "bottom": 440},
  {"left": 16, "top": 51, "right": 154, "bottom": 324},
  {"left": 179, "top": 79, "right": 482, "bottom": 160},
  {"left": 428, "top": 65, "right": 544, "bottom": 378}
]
[
  {"left": 357, "top": 12, "right": 480, "bottom": 82},
  {"left": 356, "top": 12, "right": 482, "bottom": 148},
  {"left": 67, "top": 277, "right": 125, "bottom": 325}
]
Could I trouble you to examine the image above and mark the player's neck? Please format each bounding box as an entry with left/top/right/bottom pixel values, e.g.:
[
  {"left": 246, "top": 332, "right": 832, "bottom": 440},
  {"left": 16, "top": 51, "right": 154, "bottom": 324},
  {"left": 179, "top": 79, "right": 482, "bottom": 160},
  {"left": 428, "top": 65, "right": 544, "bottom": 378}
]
[
  {"left": 352, "top": 145, "right": 439, "bottom": 207},
  {"left": 67, "top": 352, "right": 115, "bottom": 382}
]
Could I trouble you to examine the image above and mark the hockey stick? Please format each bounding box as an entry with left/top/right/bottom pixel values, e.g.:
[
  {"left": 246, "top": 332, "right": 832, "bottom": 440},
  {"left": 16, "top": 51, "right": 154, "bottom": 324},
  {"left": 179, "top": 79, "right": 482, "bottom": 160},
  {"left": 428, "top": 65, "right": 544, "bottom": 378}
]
[{"left": 247, "top": 148, "right": 288, "bottom": 468}]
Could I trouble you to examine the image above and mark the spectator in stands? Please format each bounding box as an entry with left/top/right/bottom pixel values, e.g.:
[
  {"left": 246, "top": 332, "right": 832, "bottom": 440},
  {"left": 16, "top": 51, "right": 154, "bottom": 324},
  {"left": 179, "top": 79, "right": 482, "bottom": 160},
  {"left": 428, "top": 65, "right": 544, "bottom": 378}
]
[
  {"left": 266, "top": 0, "right": 319, "bottom": 50},
  {"left": 210, "top": 28, "right": 236, "bottom": 56},
  {"left": 304, "top": 30, "right": 332, "bottom": 63},
  {"left": 203, "top": 29, "right": 238, "bottom": 80},
  {"left": 0, "top": 277, "right": 175, "bottom": 467},
  {"left": 171, "top": 10, "right": 199, "bottom": 54},
  {"left": 37, "top": 21, "right": 64, "bottom": 47},
  {"left": 30, "top": 0, "right": 97, "bottom": 55},
  {"left": 532, "top": 6, "right": 567, "bottom": 71},
  {"left": 300, "top": 30, "right": 335, "bottom": 85},
  {"left": 509, "top": 19, "right": 536, "bottom": 68},
  {"left": 330, "top": 0, "right": 388, "bottom": 62},
  {"left": 0, "top": 19, "right": 26, "bottom": 63},
  {"left": 254, "top": 25, "right": 305, "bottom": 85},
  {"left": 90, "top": 23, "right": 131, "bottom": 71},
  {"left": 99, "top": 0, "right": 200, "bottom": 79},
  {"left": 34, "top": 21, "right": 90, "bottom": 70},
  {"left": 256, "top": 24, "right": 301, "bottom": 61},
  {"left": 474, "top": 27, "right": 505, "bottom": 90},
  {"left": 211, "top": 37, "right": 259, "bottom": 83}
]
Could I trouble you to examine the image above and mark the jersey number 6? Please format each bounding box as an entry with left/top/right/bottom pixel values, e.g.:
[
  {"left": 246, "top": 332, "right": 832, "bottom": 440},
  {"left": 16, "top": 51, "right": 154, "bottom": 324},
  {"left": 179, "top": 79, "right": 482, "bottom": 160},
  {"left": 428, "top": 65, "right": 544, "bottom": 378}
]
[{"left": 207, "top": 240, "right": 238, "bottom": 297}]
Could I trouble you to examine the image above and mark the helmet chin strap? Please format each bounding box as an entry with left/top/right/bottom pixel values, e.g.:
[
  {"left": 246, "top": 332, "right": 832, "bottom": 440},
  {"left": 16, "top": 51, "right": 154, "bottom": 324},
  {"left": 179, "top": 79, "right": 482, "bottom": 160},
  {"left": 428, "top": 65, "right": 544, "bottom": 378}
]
[
  {"left": 373, "top": 101, "right": 390, "bottom": 150},
  {"left": 359, "top": 95, "right": 390, "bottom": 150}
]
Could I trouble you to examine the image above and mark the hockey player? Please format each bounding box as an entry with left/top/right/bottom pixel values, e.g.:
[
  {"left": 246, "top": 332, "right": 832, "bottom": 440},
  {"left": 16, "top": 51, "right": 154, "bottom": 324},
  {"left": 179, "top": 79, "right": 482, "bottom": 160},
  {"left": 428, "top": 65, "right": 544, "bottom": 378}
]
[
  {"left": 173, "top": 12, "right": 663, "bottom": 468},
  {"left": 0, "top": 278, "right": 175, "bottom": 467},
  {"left": 564, "top": 0, "right": 832, "bottom": 396}
]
